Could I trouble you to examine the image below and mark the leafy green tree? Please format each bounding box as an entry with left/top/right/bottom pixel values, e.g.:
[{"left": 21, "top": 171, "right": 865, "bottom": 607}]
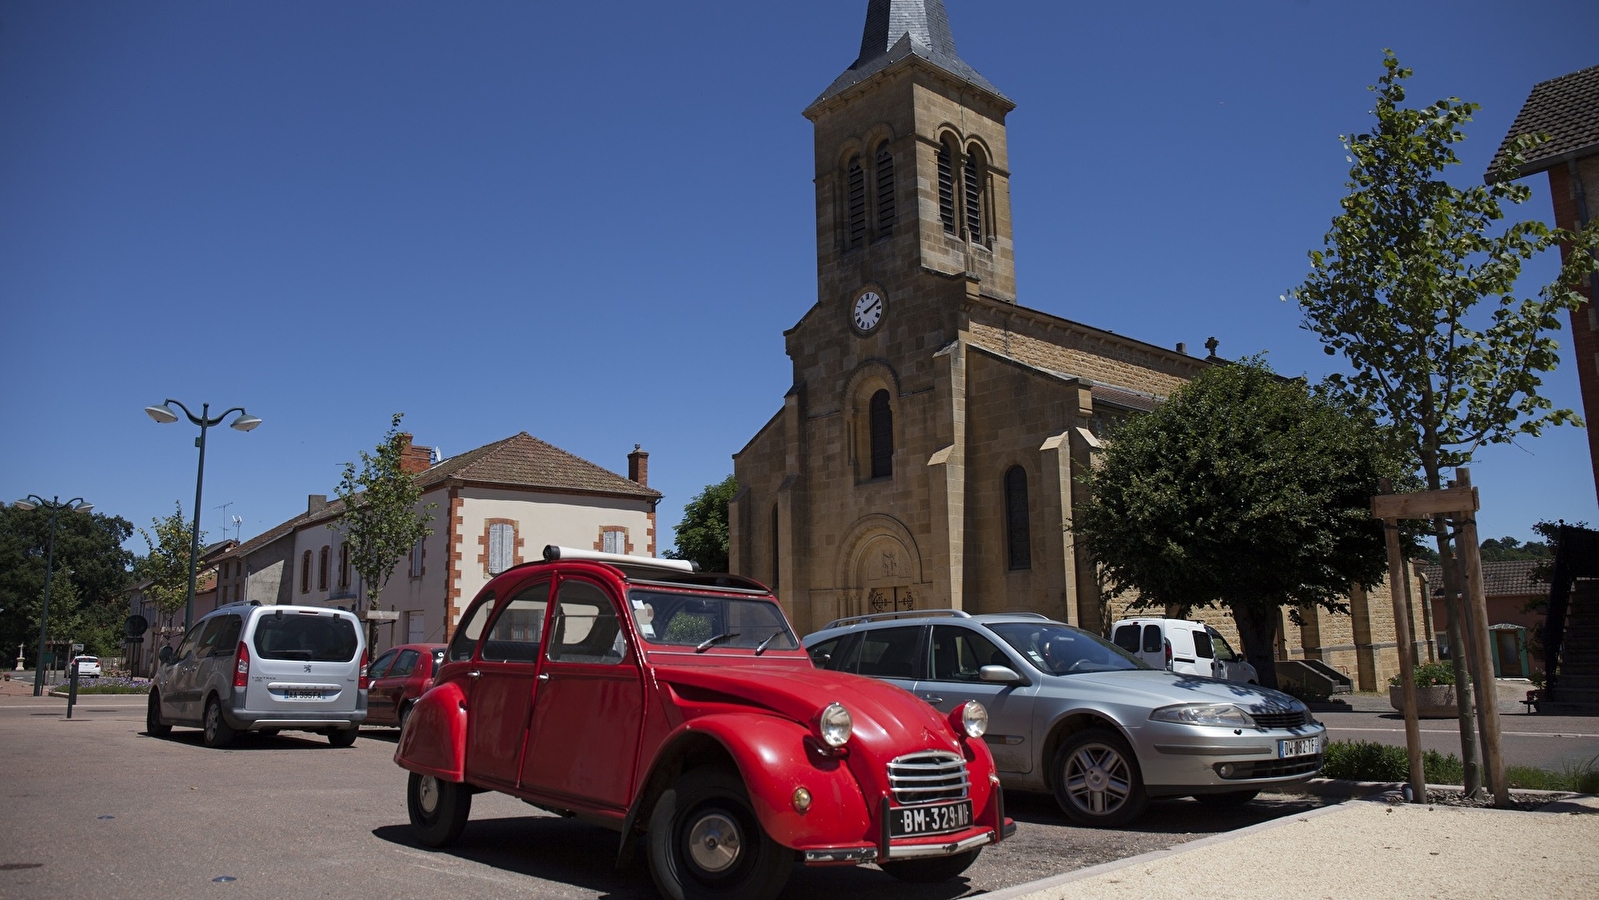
[
  {"left": 1, "top": 503, "right": 134, "bottom": 663},
  {"left": 666, "top": 475, "right": 737, "bottom": 574},
  {"left": 332, "top": 413, "right": 436, "bottom": 611},
  {"left": 1072, "top": 359, "right": 1404, "bottom": 689},
  {"left": 1477, "top": 536, "right": 1552, "bottom": 561},
  {"left": 134, "top": 503, "right": 201, "bottom": 632},
  {"left": 1288, "top": 51, "right": 1598, "bottom": 791}
]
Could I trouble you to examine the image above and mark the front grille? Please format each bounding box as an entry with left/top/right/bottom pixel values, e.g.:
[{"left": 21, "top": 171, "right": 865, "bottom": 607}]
[
  {"left": 1251, "top": 709, "right": 1311, "bottom": 729},
  {"left": 1218, "top": 756, "right": 1323, "bottom": 780},
  {"left": 886, "top": 752, "right": 970, "bottom": 805}
]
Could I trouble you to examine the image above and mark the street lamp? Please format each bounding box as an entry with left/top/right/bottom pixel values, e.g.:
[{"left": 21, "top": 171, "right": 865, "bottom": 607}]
[
  {"left": 13, "top": 495, "right": 94, "bottom": 696},
  {"left": 145, "top": 399, "right": 261, "bottom": 632}
]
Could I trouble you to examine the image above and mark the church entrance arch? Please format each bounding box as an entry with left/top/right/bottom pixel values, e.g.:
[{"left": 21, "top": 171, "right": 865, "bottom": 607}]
[{"left": 833, "top": 515, "right": 927, "bottom": 621}]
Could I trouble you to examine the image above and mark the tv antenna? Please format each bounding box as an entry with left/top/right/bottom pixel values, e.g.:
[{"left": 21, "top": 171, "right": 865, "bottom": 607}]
[
  {"left": 215, "top": 501, "right": 234, "bottom": 541},
  {"left": 230, "top": 516, "right": 243, "bottom": 541}
]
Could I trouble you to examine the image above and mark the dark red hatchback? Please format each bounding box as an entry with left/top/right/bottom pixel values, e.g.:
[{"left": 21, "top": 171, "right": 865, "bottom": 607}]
[{"left": 365, "top": 643, "right": 448, "bottom": 729}]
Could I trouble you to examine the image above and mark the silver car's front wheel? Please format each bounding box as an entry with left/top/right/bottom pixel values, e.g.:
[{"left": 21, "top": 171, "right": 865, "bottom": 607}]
[{"left": 1051, "top": 728, "right": 1148, "bottom": 827}]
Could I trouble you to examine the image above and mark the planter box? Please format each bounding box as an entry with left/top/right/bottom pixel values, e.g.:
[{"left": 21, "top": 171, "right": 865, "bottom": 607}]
[{"left": 1389, "top": 684, "right": 1458, "bottom": 719}]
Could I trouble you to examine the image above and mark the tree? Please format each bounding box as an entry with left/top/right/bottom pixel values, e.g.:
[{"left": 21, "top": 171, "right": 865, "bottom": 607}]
[
  {"left": 2, "top": 503, "right": 134, "bottom": 663},
  {"left": 1288, "top": 51, "right": 1599, "bottom": 792},
  {"left": 666, "top": 475, "right": 737, "bottom": 573},
  {"left": 1477, "top": 536, "right": 1552, "bottom": 561},
  {"left": 134, "top": 503, "right": 201, "bottom": 631},
  {"left": 331, "top": 413, "right": 435, "bottom": 612},
  {"left": 1071, "top": 359, "right": 1404, "bottom": 689}
]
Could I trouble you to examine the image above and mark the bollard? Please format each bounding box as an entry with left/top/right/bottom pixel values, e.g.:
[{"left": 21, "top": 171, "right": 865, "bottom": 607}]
[{"left": 67, "top": 660, "right": 79, "bottom": 718}]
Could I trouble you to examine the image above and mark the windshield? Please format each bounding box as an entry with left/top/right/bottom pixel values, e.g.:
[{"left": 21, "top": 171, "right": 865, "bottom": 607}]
[
  {"left": 627, "top": 590, "right": 799, "bottom": 652},
  {"left": 988, "top": 622, "right": 1148, "bottom": 675}
]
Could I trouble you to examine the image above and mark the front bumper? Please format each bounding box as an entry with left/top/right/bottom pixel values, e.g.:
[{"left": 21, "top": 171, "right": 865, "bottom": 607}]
[{"left": 1141, "top": 722, "right": 1327, "bottom": 795}]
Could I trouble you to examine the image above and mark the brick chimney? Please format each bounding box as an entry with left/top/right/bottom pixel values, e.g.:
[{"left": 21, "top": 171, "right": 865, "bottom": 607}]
[
  {"left": 308, "top": 494, "right": 327, "bottom": 515},
  {"left": 396, "top": 433, "right": 434, "bottom": 475},
  {"left": 628, "top": 444, "right": 649, "bottom": 487}
]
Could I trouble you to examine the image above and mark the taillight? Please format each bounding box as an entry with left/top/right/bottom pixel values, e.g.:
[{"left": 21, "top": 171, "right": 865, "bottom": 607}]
[
  {"left": 359, "top": 649, "right": 370, "bottom": 690},
  {"left": 233, "top": 641, "right": 250, "bottom": 689},
  {"left": 1164, "top": 638, "right": 1173, "bottom": 670}
]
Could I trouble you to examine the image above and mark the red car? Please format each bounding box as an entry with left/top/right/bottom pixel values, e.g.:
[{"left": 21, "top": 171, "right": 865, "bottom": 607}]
[
  {"left": 365, "top": 643, "right": 448, "bottom": 729},
  {"left": 396, "top": 546, "right": 1010, "bottom": 900}
]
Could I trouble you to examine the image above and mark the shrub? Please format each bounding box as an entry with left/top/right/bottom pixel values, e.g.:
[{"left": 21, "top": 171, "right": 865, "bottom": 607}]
[
  {"left": 1321, "top": 739, "right": 1462, "bottom": 783},
  {"left": 1388, "top": 661, "right": 1457, "bottom": 688}
]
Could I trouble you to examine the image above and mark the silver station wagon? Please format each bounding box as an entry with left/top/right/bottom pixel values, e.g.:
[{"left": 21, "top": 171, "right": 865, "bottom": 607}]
[{"left": 803, "top": 611, "right": 1326, "bottom": 827}]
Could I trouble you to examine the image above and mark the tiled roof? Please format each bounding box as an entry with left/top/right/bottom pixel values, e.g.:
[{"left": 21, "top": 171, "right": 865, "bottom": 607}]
[
  {"left": 1487, "top": 64, "right": 1599, "bottom": 180},
  {"left": 809, "top": 0, "right": 1009, "bottom": 112},
  {"left": 416, "top": 432, "right": 661, "bottom": 500},
  {"left": 1419, "top": 559, "right": 1547, "bottom": 598}
]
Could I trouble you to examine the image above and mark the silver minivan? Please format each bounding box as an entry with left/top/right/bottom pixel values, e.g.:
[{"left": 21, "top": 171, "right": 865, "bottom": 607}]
[{"left": 147, "top": 601, "right": 367, "bottom": 748}]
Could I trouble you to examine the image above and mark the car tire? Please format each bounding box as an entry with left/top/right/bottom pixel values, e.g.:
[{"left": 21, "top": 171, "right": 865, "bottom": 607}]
[
  {"left": 1195, "top": 790, "right": 1259, "bottom": 808},
  {"left": 146, "top": 690, "right": 171, "bottom": 737},
  {"left": 327, "top": 727, "right": 358, "bottom": 748},
  {"left": 398, "top": 702, "right": 412, "bottom": 732},
  {"left": 202, "top": 697, "right": 236, "bottom": 749},
  {"left": 408, "top": 772, "right": 471, "bottom": 848},
  {"left": 647, "top": 767, "right": 792, "bottom": 900},
  {"left": 879, "top": 848, "right": 981, "bottom": 883},
  {"left": 1051, "top": 727, "right": 1148, "bottom": 827}
]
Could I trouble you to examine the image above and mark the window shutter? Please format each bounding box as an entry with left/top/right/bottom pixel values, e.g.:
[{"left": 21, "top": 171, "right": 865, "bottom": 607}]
[
  {"left": 869, "top": 390, "right": 893, "bottom": 479},
  {"left": 938, "top": 142, "right": 956, "bottom": 233},
  {"left": 846, "top": 155, "right": 866, "bottom": 250},
  {"left": 964, "top": 151, "right": 983, "bottom": 241},
  {"left": 875, "top": 145, "right": 895, "bottom": 237},
  {"left": 489, "top": 524, "right": 513, "bottom": 574}
]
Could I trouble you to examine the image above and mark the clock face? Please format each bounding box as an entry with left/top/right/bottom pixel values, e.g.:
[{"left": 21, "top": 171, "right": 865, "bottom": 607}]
[{"left": 852, "top": 291, "right": 884, "bottom": 333}]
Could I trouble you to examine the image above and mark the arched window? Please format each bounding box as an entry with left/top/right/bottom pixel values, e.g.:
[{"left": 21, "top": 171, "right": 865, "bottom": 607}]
[
  {"left": 875, "top": 142, "right": 895, "bottom": 238},
  {"left": 964, "top": 145, "right": 985, "bottom": 242},
  {"left": 869, "top": 389, "right": 894, "bottom": 479},
  {"left": 937, "top": 140, "right": 957, "bottom": 234},
  {"left": 318, "top": 546, "right": 330, "bottom": 591},
  {"left": 1005, "top": 466, "right": 1031, "bottom": 570},
  {"left": 300, "top": 550, "right": 312, "bottom": 594},
  {"left": 846, "top": 154, "right": 867, "bottom": 250},
  {"left": 770, "top": 504, "right": 781, "bottom": 590}
]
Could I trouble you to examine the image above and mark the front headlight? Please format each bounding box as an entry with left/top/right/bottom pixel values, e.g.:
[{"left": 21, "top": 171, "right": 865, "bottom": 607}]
[
  {"left": 817, "top": 702, "right": 853, "bottom": 747},
  {"left": 951, "top": 700, "right": 988, "bottom": 738},
  {"left": 1150, "top": 703, "right": 1256, "bottom": 728}
]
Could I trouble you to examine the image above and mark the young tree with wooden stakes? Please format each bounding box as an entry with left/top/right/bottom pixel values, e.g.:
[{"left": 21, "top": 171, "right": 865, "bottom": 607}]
[
  {"left": 331, "top": 414, "right": 435, "bottom": 634},
  {"left": 1289, "top": 51, "right": 1599, "bottom": 800}
]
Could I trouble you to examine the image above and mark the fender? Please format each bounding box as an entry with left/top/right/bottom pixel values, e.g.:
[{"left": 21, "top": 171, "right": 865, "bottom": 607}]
[
  {"left": 624, "top": 713, "right": 873, "bottom": 854},
  {"left": 394, "top": 680, "right": 468, "bottom": 781}
]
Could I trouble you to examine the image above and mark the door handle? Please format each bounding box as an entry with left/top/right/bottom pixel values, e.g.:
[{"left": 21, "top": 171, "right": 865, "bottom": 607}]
[
  {"left": 922, "top": 694, "right": 943, "bottom": 705},
  {"left": 538, "top": 673, "right": 550, "bottom": 682},
  {"left": 468, "top": 670, "right": 481, "bottom": 679}
]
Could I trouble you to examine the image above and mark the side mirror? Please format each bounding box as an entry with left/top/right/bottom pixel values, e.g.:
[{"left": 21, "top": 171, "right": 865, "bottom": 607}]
[
  {"left": 158, "top": 646, "right": 174, "bottom": 665},
  {"left": 979, "top": 665, "right": 1026, "bottom": 685}
]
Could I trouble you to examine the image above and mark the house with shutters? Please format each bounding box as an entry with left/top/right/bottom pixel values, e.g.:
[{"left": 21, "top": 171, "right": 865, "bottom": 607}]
[{"left": 137, "top": 432, "right": 661, "bottom": 662}]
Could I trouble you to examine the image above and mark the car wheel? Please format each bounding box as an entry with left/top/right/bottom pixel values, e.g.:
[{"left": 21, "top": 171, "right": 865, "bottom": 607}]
[
  {"left": 327, "top": 727, "right": 358, "bottom": 748},
  {"left": 1051, "top": 727, "right": 1148, "bottom": 827},
  {"left": 880, "top": 849, "right": 981, "bottom": 883},
  {"left": 202, "top": 697, "right": 236, "bottom": 749},
  {"left": 145, "top": 690, "right": 171, "bottom": 737},
  {"left": 1195, "top": 790, "right": 1259, "bottom": 808},
  {"left": 407, "top": 772, "right": 471, "bottom": 848},
  {"left": 647, "top": 767, "right": 792, "bottom": 900}
]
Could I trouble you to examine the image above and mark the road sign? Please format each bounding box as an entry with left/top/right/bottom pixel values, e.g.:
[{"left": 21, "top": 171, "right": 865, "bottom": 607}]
[
  {"left": 124, "top": 615, "right": 148, "bottom": 638},
  {"left": 71, "top": 643, "right": 84, "bottom": 653}
]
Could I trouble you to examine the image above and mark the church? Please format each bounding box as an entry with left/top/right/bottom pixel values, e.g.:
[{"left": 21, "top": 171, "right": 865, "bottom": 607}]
[{"left": 729, "top": 0, "right": 1214, "bottom": 638}]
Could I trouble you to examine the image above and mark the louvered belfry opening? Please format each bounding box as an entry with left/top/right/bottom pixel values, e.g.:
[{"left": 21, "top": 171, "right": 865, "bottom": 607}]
[
  {"left": 963, "top": 146, "right": 984, "bottom": 242},
  {"left": 869, "top": 389, "right": 894, "bottom": 479},
  {"left": 937, "top": 141, "right": 956, "bottom": 234},
  {"left": 875, "top": 143, "right": 895, "bottom": 237},
  {"left": 847, "top": 155, "right": 867, "bottom": 250},
  {"left": 1005, "top": 465, "right": 1031, "bottom": 570}
]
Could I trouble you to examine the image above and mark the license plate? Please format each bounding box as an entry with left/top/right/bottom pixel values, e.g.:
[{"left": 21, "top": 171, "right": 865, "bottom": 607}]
[
  {"left": 283, "top": 689, "right": 324, "bottom": 700},
  {"left": 889, "top": 800, "right": 972, "bottom": 838},
  {"left": 1279, "top": 737, "right": 1319, "bottom": 758}
]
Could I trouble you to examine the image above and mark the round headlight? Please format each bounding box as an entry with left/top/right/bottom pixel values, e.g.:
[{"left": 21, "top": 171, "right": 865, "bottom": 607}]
[
  {"left": 959, "top": 700, "right": 988, "bottom": 739},
  {"left": 818, "top": 702, "right": 853, "bottom": 748}
]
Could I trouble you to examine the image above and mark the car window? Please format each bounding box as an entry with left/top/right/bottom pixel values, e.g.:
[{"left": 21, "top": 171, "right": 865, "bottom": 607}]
[
  {"left": 807, "top": 636, "right": 842, "bottom": 668},
  {"left": 368, "top": 649, "right": 399, "bottom": 679},
  {"left": 173, "top": 623, "right": 204, "bottom": 660},
  {"left": 854, "top": 626, "right": 922, "bottom": 679},
  {"left": 389, "top": 649, "right": 421, "bottom": 677},
  {"left": 1192, "top": 629, "right": 1214, "bottom": 659},
  {"left": 627, "top": 590, "right": 799, "bottom": 651},
  {"left": 252, "top": 611, "right": 359, "bottom": 662},
  {"left": 194, "top": 616, "right": 231, "bottom": 658},
  {"left": 989, "top": 622, "right": 1146, "bottom": 675},
  {"left": 1112, "top": 624, "right": 1140, "bottom": 653},
  {"left": 1209, "top": 629, "right": 1239, "bottom": 662},
  {"left": 930, "top": 625, "right": 1007, "bottom": 681},
  {"left": 213, "top": 616, "right": 243, "bottom": 657},
  {"left": 448, "top": 593, "right": 495, "bottom": 662},
  {"left": 482, "top": 582, "right": 550, "bottom": 663},
  {"left": 548, "top": 579, "right": 625, "bottom": 665},
  {"left": 1142, "top": 624, "right": 1162, "bottom": 654}
]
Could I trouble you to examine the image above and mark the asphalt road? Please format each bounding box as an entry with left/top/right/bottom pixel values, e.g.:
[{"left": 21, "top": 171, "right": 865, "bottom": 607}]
[
  {"left": 1315, "top": 701, "right": 1599, "bottom": 772},
  {"left": 0, "top": 693, "right": 1343, "bottom": 900}
]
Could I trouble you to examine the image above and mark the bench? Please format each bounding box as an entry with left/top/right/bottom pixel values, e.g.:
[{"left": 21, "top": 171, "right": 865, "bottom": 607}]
[{"left": 1521, "top": 689, "right": 1542, "bottom": 714}]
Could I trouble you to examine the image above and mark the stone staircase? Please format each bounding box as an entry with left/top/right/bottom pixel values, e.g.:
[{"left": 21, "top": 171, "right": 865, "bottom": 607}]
[{"left": 1541, "top": 524, "right": 1599, "bottom": 715}]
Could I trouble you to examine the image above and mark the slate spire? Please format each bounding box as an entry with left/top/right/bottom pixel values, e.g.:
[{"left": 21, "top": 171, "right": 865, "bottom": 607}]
[{"left": 810, "top": 0, "right": 1007, "bottom": 110}]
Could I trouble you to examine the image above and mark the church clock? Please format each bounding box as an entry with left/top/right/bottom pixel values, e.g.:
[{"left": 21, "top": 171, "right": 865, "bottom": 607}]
[{"left": 851, "top": 289, "right": 885, "bottom": 334}]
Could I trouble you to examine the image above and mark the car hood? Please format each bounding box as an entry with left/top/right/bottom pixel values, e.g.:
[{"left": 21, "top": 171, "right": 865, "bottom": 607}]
[
  {"left": 653, "top": 662, "right": 963, "bottom": 754},
  {"left": 1058, "top": 669, "right": 1307, "bottom": 713}
]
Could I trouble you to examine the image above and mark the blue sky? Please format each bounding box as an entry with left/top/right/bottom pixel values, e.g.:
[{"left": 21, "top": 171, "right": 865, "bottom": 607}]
[{"left": 3, "top": 0, "right": 1597, "bottom": 558}]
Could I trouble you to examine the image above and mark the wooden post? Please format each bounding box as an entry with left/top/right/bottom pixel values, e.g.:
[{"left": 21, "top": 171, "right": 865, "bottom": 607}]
[
  {"left": 1454, "top": 469, "right": 1509, "bottom": 807},
  {"left": 1374, "top": 479, "right": 1427, "bottom": 803}
]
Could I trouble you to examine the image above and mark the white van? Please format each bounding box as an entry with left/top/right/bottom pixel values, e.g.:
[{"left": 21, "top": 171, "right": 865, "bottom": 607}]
[{"left": 1110, "top": 617, "right": 1258, "bottom": 683}]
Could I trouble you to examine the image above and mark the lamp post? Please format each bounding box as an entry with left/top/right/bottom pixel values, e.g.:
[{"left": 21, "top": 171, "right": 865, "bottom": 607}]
[
  {"left": 13, "top": 495, "right": 94, "bottom": 696},
  {"left": 145, "top": 400, "right": 261, "bottom": 632}
]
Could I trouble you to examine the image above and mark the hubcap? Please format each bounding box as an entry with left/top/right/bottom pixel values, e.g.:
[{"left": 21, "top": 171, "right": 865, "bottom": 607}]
[
  {"left": 418, "top": 776, "right": 440, "bottom": 817},
  {"left": 686, "top": 812, "right": 742, "bottom": 874},
  {"left": 1066, "top": 744, "right": 1131, "bottom": 815}
]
